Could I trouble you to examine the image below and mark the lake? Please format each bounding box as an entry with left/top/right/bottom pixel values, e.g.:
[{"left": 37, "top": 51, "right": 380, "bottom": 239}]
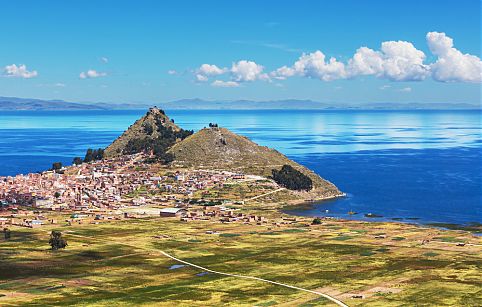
[{"left": 0, "top": 109, "right": 480, "bottom": 226}]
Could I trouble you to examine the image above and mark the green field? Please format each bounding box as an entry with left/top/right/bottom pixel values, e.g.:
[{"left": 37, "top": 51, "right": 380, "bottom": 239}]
[{"left": 1, "top": 216, "right": 481, "bottom": 306}]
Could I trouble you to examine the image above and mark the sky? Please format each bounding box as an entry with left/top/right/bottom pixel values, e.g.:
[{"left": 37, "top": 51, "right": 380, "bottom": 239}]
[{"left": 0, "top": 0, "right": 480, "bottom": 105}]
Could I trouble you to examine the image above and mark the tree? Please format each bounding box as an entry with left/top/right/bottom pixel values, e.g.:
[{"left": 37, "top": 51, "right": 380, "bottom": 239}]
[
  {"left": 52, "top": 162, "right": 62, "bottom": 171},
  {"left": 3, "top": 228, "right": 11, "bottom": 240},
  {"left": 72, "top": 157, "right": 83, "bottom": 165},
  {"left": 83, "top": 148, "right": 94, "bottom": 162},
  {"left": 83, "top": 148, "right": 104, "bottom": 163},
  {"left": 49, "top": 231, "right": 67, "bottom": 250},
  {"left": 271, "top": 165, "right": 313, "bottom": 191},
  {"left": 312, "top": 218, "right": 322, "bottom": 225},
  {"left": 54, "top": 191, "right": 61, "bottom": 198}
]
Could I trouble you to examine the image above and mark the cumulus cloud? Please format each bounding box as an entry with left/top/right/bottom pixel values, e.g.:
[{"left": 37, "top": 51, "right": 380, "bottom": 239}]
[
  {"left": 427, "top": 32, "right": 482, "bottom": 83},
  {"left": 195, "top": 64, "right": 227, "bottom": 82},
  {"left": 199, "top": 64, "right": 226, "bottom": 75},
  {"left": 167, "top": 70, "right": 177, "bottom": 75},
  {"left": 196, "top": 64, "right": 227, "bottom": 82},
  {"left": 230, "top": 60, "right": 268, "bottom": 81},
  {"left": 194, "top": 61, "right": 268, "bottom": 84},
  {"left": 100, "top": 57, "right": 109, "bottom": 63},
  {"left": 347, "top": 41, "right": 430, "bottom": 81},
  {"left": 211, "top": 80, "right": 240, "bottom": 87},
  {"left": 271, "top": 51, "right": 346, "bottom": 81},
  {"left": 194, "top": 32, "right": 481, "bottom": 85},
  {"left": 3, "top": 64, "right": 38, "bottom": 78},
  {"left": 79, "top": 69, "right": 107, "bottom": 79}
]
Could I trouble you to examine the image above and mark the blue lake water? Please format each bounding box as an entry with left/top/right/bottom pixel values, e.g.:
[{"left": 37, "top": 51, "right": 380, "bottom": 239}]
[{"left": 0, "top": 109, "right": 480, "bottom": 226}]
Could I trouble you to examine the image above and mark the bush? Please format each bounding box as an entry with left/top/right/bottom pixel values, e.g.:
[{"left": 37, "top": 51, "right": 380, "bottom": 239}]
[
  {"left": 83, "top": 148, "right": 104, "bottom": 163},
  {"left": 51, "top": 162, "right": 62, "bottom": 171},
  {"left": 49, "top": 231, "right": 67, "bottom": 250},
  {"left": 271, "top": 165, "right": 313, "bottom": 190},
  {"left": 312, "top": 217, "right": 322, "bottom": 225}
]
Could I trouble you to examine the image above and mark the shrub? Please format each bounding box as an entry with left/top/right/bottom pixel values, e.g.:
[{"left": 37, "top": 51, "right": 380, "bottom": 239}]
[
  {"left": 83, "top": 148, "right": 104, "bottom": 163},
  {"left": 49, "top": 231, "right": 67, "bottom": 250},
  {"left": 312, "top": 217, "right": 322, "bottom": 225}
]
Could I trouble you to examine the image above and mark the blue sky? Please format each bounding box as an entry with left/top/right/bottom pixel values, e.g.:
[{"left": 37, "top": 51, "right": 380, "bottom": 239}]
[{"left": 0, "top": 0, "right": 480, "bottom": 105}]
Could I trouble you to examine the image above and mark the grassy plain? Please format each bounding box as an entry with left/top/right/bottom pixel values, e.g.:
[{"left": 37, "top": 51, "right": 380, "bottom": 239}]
[{"left": 0, "top": 211, "right": 481, "bottom": 306}]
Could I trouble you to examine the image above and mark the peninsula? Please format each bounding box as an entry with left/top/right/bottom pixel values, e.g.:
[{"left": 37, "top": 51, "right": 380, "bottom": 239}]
[{"left": 0, "top": 108, "right": 480, "bottom": 306}]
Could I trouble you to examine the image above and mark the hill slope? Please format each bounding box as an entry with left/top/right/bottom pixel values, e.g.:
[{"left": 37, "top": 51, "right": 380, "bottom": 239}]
[
  {"left": 104, "top": 107, "right": 189, "bottom": 158},
  {"left": 168, "top": 127, "right": 342, "bottom": 197}
]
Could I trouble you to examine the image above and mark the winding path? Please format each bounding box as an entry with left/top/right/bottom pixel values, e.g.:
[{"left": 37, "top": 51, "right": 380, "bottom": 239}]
[
  {"left": 245, "top": 187, "right": 286, "bottom": 201},
  {"left": 160, "top": 250, "right": 349, "bottom": 307}
]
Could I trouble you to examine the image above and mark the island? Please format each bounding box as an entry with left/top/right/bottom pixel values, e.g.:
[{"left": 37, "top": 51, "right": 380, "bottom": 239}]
[{"left": 0, "top": 108, "right": 480, "bottom": 306}]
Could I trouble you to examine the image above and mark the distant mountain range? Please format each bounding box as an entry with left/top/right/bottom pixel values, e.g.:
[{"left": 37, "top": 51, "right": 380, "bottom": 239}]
[{"left": 0, "top": 96, "right": 479, "bottom": 111}]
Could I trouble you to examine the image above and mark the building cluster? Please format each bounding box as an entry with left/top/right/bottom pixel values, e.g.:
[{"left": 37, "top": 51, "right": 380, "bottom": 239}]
[{"left": 0, "top": 153, "right": 272, "bottom": 228}]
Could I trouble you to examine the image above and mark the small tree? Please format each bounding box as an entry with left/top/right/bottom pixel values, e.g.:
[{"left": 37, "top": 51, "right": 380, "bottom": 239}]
[
  {"left": 72, "top": 157, "right": 83, "bottom": 165},
  {"left": 52, "top": 162, "right": 62, "bottom": 171},
  {"left": 312, "top": 217, "right": 322, "bottom": 225},
  {"left": 84, "top": 148, "right": 94, "bottom": 162},
  {"left": 49, "top": 231, "right": 67, "bottom": 250},
  {"left": 54, "top": 191, "right": 61, "bottom": 198}
]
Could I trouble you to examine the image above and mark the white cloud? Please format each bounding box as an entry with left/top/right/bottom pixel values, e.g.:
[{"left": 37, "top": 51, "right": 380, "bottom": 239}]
[
  {"left": 167, "top": 70, "right": 177, "bottom": 75},
  {"left": 194, "top": 32, "right": 481, "bottom": 85},
  {"left": 211, "top": 80, "right": 240, "bottom": 87},
  {"left": 199, "top": 64, "right": 226, "bottom": 76},
  {"left": 271, "top": 65, "right": 296, "bottom": 80},
  {"left": 195, "top": 64, "right": 227, "bottom": 82},
  {"left": 3, "top": 64, "right": 38, "bottom": 78},
  {"left": 54, "top": 83, "right": 66, "bottom": 87},
  {"left": 195, "top": 74, "right": 209, "bottom": 82},
  {"left": 195, "top": 61, "right": 268, "bottom": 83},
  {"left": 230, "top": 60, "right": 268, "bottom": 82},
  {"left": 100, "top": 57, "right": 109, "bottom": 63},
  {"left": 271, "top": 51, "right": 347, "bottom": 81},
  {"left": 427, "top": 32, "right": 482, "bottom": 83},
  {"left": 347, "top": 41, "right": 430, "bottom": 81},
  {"left": 79, "top": 69, "right": 107, "bottom": 79},
  {"left": 379, "top": 85, "right": 391, "bottom": 90}
]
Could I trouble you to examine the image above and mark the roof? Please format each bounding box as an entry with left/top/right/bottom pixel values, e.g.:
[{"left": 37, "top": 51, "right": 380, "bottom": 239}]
[{"left": 160, "top": 208, "right": 186, "bottom": 214}]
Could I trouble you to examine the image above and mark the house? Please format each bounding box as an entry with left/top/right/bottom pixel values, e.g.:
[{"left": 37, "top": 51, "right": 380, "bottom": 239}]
[{"left": 160, "top": 208, "right": 187, "bottom": 217}]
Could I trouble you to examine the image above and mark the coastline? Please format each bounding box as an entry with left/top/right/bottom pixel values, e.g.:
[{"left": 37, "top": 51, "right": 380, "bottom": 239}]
[{"left": 281, "top": 197, "right": 482, "bottom": 235}]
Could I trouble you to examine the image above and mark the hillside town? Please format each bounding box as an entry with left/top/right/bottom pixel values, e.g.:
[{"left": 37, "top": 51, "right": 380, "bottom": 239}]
[{"left": 0, "top": 153, "right": 283, "bottom": 228}]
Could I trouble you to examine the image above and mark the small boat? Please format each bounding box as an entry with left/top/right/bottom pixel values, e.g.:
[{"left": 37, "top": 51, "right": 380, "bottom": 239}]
[
  {"left": 365, "top": 213, "right": 383, "bottom": 218},
  {"left": 348, "top": 211, "right": 357, "bottom": 215}
]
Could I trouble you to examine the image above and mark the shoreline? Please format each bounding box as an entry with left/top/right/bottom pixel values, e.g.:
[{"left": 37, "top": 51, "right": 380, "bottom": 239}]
[{"left": 281, "top": 197, "right": 482, "bottom": 235}]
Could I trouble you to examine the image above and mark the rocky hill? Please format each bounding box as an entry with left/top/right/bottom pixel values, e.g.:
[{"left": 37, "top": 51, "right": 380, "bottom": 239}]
[
  {"left": 168, "top": 127, "right": 342, "bottom": 198},
  {"left": 104, "top": 107, "right": 191, "bottom": 158}
]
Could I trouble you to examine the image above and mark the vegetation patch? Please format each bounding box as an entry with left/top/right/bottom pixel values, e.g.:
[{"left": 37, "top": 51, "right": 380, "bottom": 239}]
[{"left": 271, "top": 165, "right": 313, "bottom": 190}]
